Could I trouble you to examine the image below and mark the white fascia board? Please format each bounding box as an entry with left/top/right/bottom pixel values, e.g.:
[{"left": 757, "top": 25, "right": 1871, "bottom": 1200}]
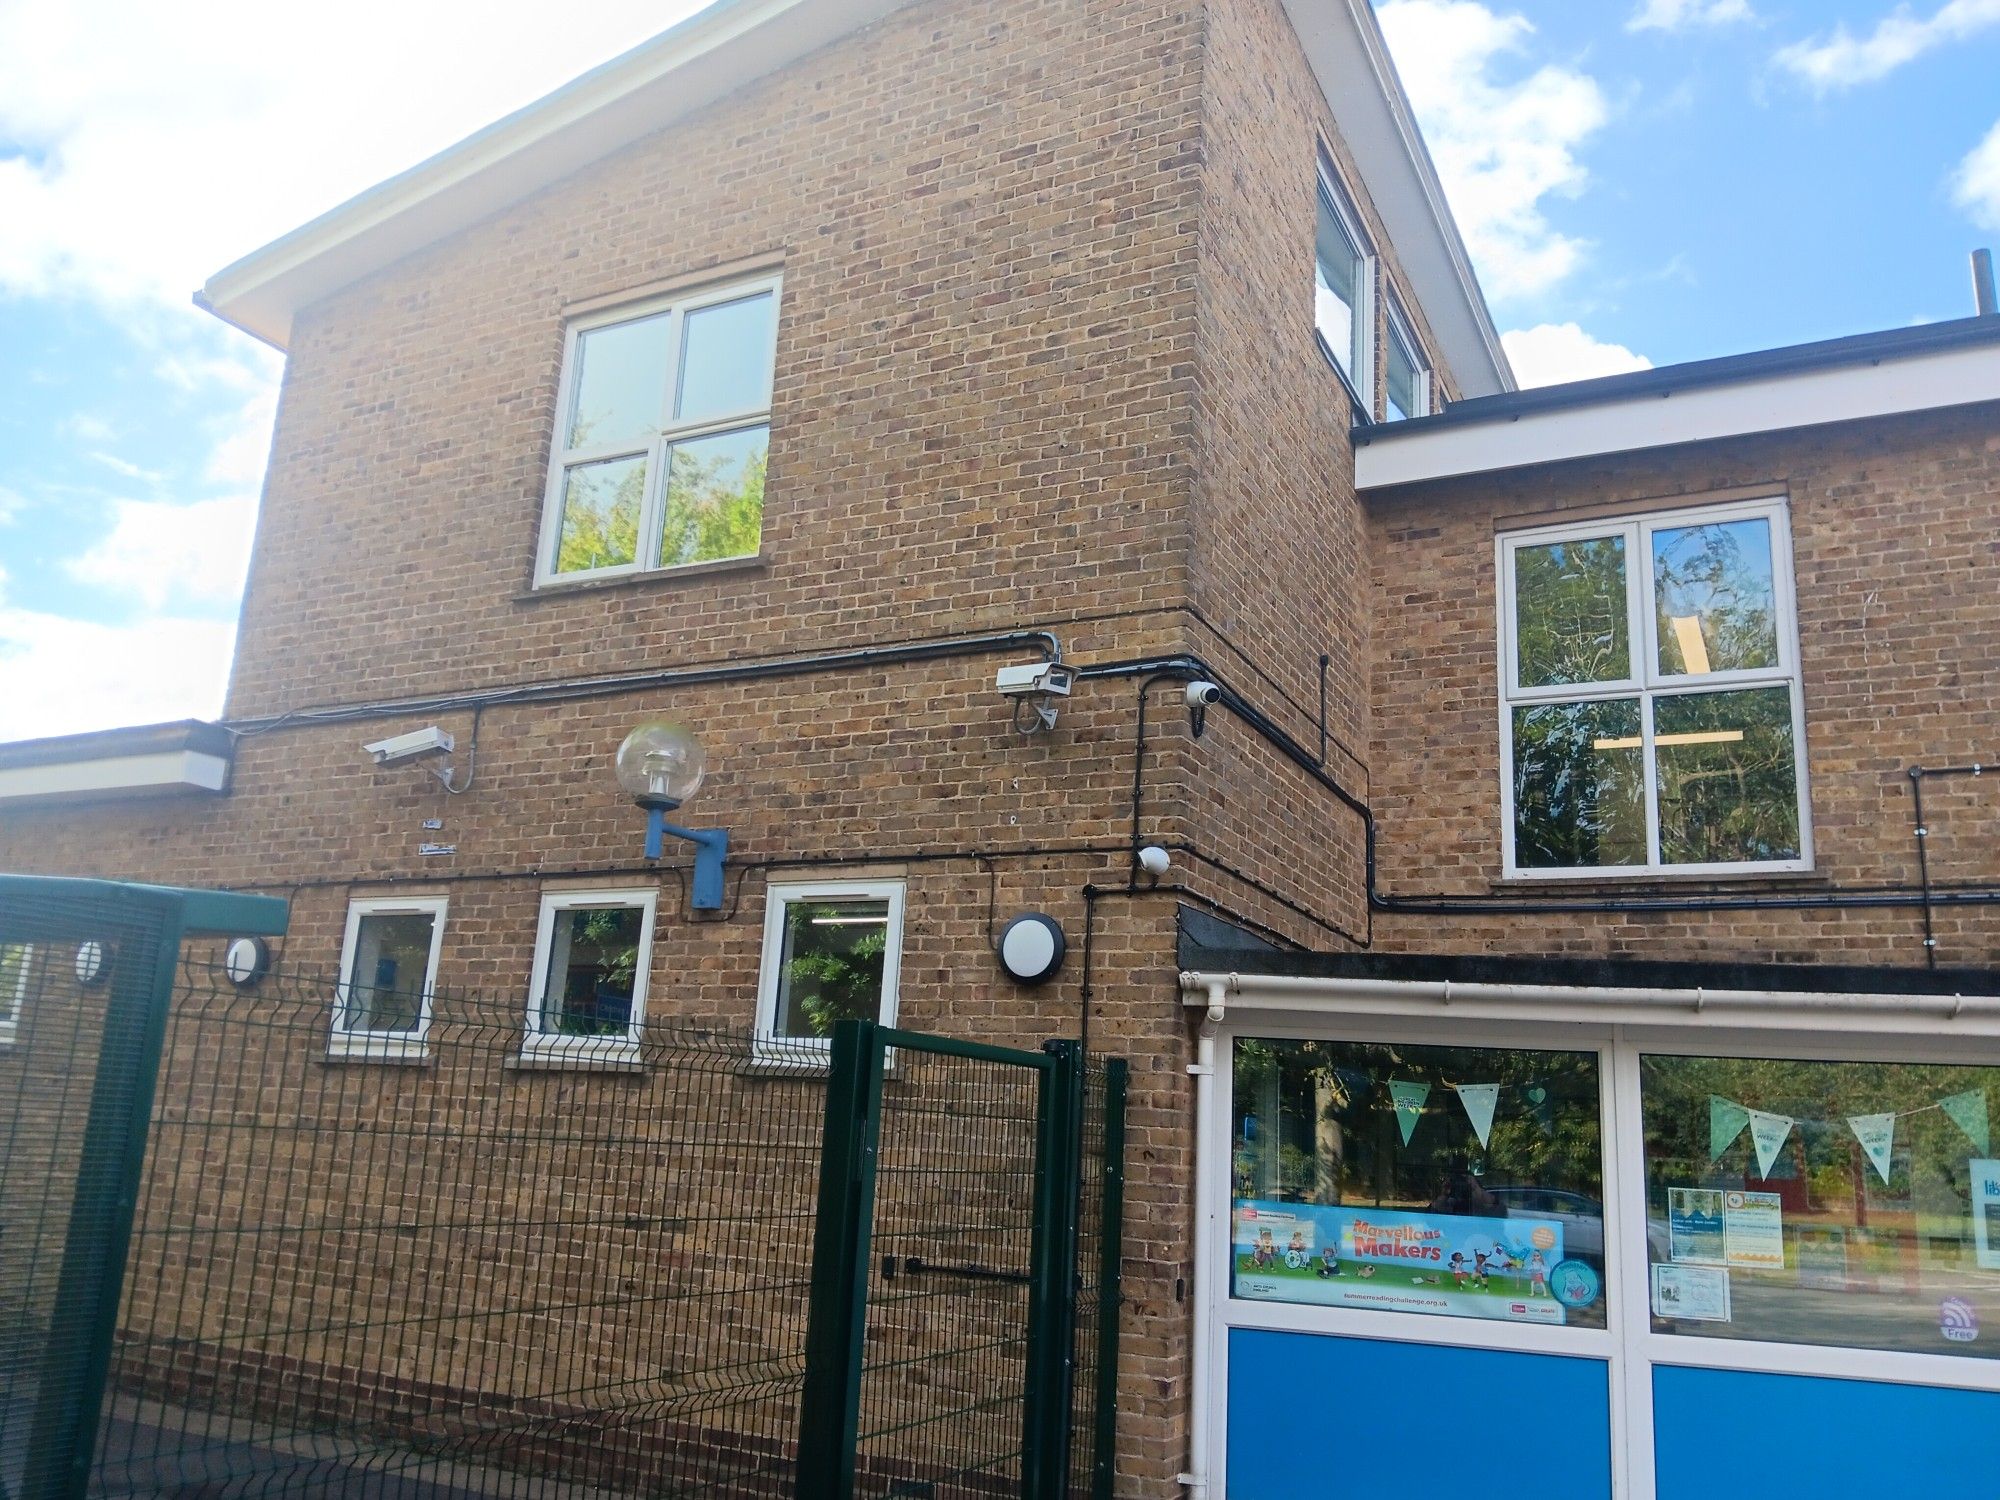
[
  {"left": 1280, "top": 0, "right": 1513, "bottom": 397},
  {"left": 199, "top": 0, "right": 911, "bottom": 350},
  {"left": 1181, "top": 970, "right": 2000, "bottom": 1041},
  {"left": 1356, "top": 341, "right": 2000, "bottom": 491},
  {"left": 0, "top": 751, "right": 231, "bottom": 805}
]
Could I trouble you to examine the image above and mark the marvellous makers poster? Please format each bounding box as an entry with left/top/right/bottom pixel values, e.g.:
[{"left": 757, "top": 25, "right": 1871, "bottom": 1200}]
[{"left": 1232, "top": 1200, "right": 1572, "bottom": 1324}]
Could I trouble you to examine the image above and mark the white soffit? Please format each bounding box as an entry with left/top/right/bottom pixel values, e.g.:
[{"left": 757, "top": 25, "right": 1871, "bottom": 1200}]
[
  {"left": 1282, "top": 0, "right": 1514, "bottom": 397},
  {"left": 0, "top": 751, "right": 231, "bottom": 806},
  {"left": 1355, "top": 339, "right": 2000, "bottom": 491},
  {"left": 199, "top": 0, "right": 913, "bottom": 350}
]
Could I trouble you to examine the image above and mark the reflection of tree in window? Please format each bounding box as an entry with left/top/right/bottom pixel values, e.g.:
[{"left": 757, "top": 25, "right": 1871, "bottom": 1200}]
[
  {"left": 659, "top": 428, "right": 766, "bottom": 568},
  {"left": 547, "top": 907, "right": 642, "bottom": 1036},
  {"left": 776, "top": 900, "right": 888, "bottom": 1039},
  {"left": 1655, "top": 688, "right": 1799, "bottom": 864},
  {"left": 1515, "top": 536, "right": 1628, "bottom": 687},
  {"left": 555, "top": 457, "right": 647, "bottom": 573},
  {"left": 1652, "top": 520, "right": 1777, "bottom": 676},
  {"left": 1512, "top": 700, "right": 1646, "bottom": 867}
]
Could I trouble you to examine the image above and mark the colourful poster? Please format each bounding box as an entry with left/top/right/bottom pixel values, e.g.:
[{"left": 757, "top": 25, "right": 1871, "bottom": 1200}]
[
  {"left": 1232, "top": 1200, "right": 1569, "bottom": 1325},
  {"left": 1969, "top": 1159, "right": 2000, "bottom": 1272},
  {"left": 1652, "top": 1263, "right": 1731, "bottom": 1322},
  {"left": 1668, "top": 1187, "right": 1726, "bottom": 1265},
  {"left": 1723, "top": 1189, "right": 1784, "bottom": 1270}
]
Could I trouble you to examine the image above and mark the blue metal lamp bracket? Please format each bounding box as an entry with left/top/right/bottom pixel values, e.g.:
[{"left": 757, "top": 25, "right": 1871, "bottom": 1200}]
[{"left": 645, "top": 807, "right": 730, "bottom": 910}]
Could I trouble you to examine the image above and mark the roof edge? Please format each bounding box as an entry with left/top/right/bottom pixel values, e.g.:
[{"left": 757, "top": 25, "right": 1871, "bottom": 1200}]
[{"left": 0, "top": 719, "right": 235, "bottom": 771}]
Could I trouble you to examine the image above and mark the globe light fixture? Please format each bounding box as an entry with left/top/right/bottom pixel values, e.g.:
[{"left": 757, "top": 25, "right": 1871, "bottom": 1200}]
[{"left": 615, "top": 721, "right": 729, "bottom": 909}]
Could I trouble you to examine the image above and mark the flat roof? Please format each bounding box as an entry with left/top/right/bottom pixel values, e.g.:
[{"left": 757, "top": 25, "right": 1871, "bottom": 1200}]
[{"left": 1354, "top": 314, "right": 2000, "bottom": 490}]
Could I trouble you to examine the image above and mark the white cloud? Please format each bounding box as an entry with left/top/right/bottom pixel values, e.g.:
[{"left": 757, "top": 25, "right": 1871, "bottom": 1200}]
[
  {"left": 1377, "top": 1, "right": 1610, "bottom": 303},
  {"left": 1502, "top": 323, "right": 1655, "bottom": 386},
  {"left": 0, "top": 605, "right": 237, "bottom": 740},
  {"left": 86, "top": 451, "right": 161, "bottom": 484},
  {"left": 1953, "top": 119, "right": 2000, "bottom": 230},
  {"left": 1628, "top": 0, "right": 1754, "bottom": 31},
  {"left": 65, "top": 495, "right": 259, "bottom": 612},
  {"left": 1774, "top": 0, "right": 2000, "bottom": 91}
]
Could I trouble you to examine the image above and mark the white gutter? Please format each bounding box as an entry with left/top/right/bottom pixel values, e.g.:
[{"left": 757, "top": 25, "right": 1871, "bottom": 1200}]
[
  {"left": 1178, "top": 976, "right": 1232, "bottom": 1500},
  {"left": 1180, "top": 969, "right": 2000, "bottom": 1038},
  {"left": 1355, "top": 337, "right": 2000, "bottom": 490}
]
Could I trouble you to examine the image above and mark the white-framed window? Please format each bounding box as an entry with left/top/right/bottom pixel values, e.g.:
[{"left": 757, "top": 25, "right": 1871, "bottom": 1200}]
[
  {"left": 536, "top": 273, "right": 781, "bottom": 588},
  {"left": 0, "top": 942, "right": 27, "bottom": 1045},
  {"left": 1384, "top": 296, "right": 1431, "bottom": 421},
  {"left": 1314, "top": 157, "right": 1376, "bottom": 410},
  {"left": 524, "top": 888, "right": 657, "bottom": 1063},
  {"left": 333, "top": 898, "right": 446, "bottom": 1059},
  {"left": 1497, "top": 497, "right": 1810, "bottom": 878},
  {"left": 754, "top": 880, "right": 906, "bottom": 1059}
]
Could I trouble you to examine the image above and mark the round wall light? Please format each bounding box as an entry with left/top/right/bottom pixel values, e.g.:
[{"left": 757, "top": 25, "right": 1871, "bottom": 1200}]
[
  {"left": 74, "top": 940, "right": 110, "bottom": 988},
  {"left": 615, "top": 720, "right": 707, "bottom": 811},
  {"left": 223, "top": 936, "right": 271, "bottom": 988},
  {"left": 997, "top": 913, "right": 1066, "bottom": 986}
]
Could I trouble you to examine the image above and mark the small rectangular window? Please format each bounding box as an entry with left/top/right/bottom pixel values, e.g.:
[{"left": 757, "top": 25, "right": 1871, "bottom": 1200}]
[
  {"left": 1642, "top": 1051, "right": 2000, "bottom": 1360},
  {"left": 525, "top": 889, "right": 657, "bottom": 1062},
  {"left": 538, "top": 274, "right": 780, "bottom": 587},
  {"left": 1384, "top": 298, "right": 1430, "bottom": 421},
  {"left": 1314, "top": 163, "right": 1375, "bottom": 407},
  {"left": 1499, "top": 498, "right": 1808, "bottom": 878},
  {"left": 0, "top": 943, "right": 28, "bottom": 1045},
  {"left": 754, "top": 881, "right": 906, "bottom": 1059},
  {"left": 1231, "top": 1035, "right": 1608, "bottom": 1330},
  {"left": 333, "top": 899, "right": 446, "bottom": 1059}
]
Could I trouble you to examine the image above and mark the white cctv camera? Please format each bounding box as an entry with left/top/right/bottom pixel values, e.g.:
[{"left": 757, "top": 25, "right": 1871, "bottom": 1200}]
[
  {"left": 995, "top": 662, "right": 1077, "bottom": 698},
  {"left": 1137, "top": 845, "right": 1172, "bottom": 876},
  {"left": 363, "top": 726, "right": 455, "bottom": 766},
  {"left": 1184, "top": 680, "right": 1222, "bottom": 708}
]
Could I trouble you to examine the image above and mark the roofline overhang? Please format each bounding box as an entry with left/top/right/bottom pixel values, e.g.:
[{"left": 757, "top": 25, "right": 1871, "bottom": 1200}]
[
  {"left": 198, "top": 0, "right": 915, "bottom": 349},
  {"left": 0, "top": 719, "right": 235, "bottom": 806},
  {"left": 1354, "top": 316, "right": 2000, "bottom": 492},
  {"left": 1286, "top": 0, "right": 1514, "bottom": 396}
]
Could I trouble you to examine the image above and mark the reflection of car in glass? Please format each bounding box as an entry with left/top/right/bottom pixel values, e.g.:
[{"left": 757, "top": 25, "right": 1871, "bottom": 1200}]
[{"left": 1485, "top": 1186, "right": 1670, "bottom": 1265}]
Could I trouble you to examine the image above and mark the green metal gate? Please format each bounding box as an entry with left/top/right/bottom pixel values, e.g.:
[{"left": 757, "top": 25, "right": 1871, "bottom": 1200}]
[
  {"left": 0, "top": 876, "right": 287, "bottom": 1500},
  {"left": 797, "top": 1022, "right": 1127, "bottom": 1500}
]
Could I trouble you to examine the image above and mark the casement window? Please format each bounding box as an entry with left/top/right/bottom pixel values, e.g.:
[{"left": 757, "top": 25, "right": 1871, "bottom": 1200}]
[
  {"left": 0, "top": 942, "right": 27, "bottom": 1045},
  {"left": 1314, "top": 159, "right": 1376, "bottom": 408},
  {"left": 536, "top": 274, "right": 780, "bottom": 587},
  {"left": 1384, "top": 297, "right": 1431, "bottom": 421},
  {"left": 1498, "top": 497, "right": 1809, "bottom": 878},
  {"left": 754, "top": 881, "right": 905, "bottom": 1058},
  {"left": 333, "top": 898, "right": 446, "bottom": 1059},
  {"left": 525, "top": 889, "right": 657, "bottom": 1062}
]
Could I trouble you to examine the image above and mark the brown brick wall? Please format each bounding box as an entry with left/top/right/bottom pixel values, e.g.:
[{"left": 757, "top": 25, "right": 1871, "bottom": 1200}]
[{"left": 1365, "top": 403, "right": 2000, "bottom": 968}]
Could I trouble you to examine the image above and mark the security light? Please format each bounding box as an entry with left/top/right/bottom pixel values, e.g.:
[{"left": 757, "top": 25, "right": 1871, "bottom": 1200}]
[{"left": 615, "top": 721, "right": 728, "bottom": 910}]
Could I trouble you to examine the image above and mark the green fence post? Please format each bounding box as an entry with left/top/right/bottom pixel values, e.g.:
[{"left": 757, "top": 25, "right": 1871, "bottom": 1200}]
[
  {"left": 1091, "top": 1059, "right": 1128, "bottom": 1500},
  {"left": 16, "top": 902, "right": 186, "bottom": 1500},
  {"left": 1023, "top": 1039, "right": 1084, "bottom": 1500},
  {"left": 797, "top": 1019, "right": 886, "bottom": 1500}
]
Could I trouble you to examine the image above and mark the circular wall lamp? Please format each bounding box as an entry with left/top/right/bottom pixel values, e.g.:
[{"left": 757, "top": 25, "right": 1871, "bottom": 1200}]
[
  {"left": 615, "top": 720, "right": 730, "bottom": 911},
  {"left": 74, "top": 940, "right": 110, "bottom": 988},
  {"left": 997, "top": 913, "right": 1067, "bottom": 985},
  {"left": 223, "top": 936, "right": 271, "bottom": 988}
]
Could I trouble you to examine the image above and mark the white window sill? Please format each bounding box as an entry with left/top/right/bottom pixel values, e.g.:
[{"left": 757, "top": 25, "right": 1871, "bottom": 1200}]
[
  {"left": 1495, "top": 865, "right": 1822, "bottom": 889},
  {"left": 514, "top": 1038, "right": 645, "bottom": 1073},
  {"left": 519, "top": 552, "right": 766, "bottom": 601},
  {"left": 326, "top": 1035, "right": 429, "bottom": 1064}
]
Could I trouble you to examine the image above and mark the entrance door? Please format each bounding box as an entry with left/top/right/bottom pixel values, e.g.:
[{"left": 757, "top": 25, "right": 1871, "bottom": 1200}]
[{"left": 1207, "top": 1015, "right": 2000, "bottom": 1499}]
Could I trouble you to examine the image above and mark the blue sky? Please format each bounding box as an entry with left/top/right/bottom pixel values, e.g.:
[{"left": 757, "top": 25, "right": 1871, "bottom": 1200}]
[{"left": 1, "top": 0, "right": 1996, "bottom": 741}]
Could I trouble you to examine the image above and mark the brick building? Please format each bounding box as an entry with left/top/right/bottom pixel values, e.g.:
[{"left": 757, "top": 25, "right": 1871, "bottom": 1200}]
[{"left": 3, "top": 0, "right": 2000, "bottom": 1494}]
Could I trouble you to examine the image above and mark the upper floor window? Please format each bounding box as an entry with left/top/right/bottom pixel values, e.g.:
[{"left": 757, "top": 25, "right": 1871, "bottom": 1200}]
[
  {"left": 537, "top": 274, "right": 780, "bottom": 587},
  {"left": 1384, "top": 297, "right": 1430, "bottom": 421},
  {"left": 1314, "top": 161, "right": 1375, "bottom": 408},
  {"left": 1498, "top": 498, "right": 1809, "bottom": 878}
]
